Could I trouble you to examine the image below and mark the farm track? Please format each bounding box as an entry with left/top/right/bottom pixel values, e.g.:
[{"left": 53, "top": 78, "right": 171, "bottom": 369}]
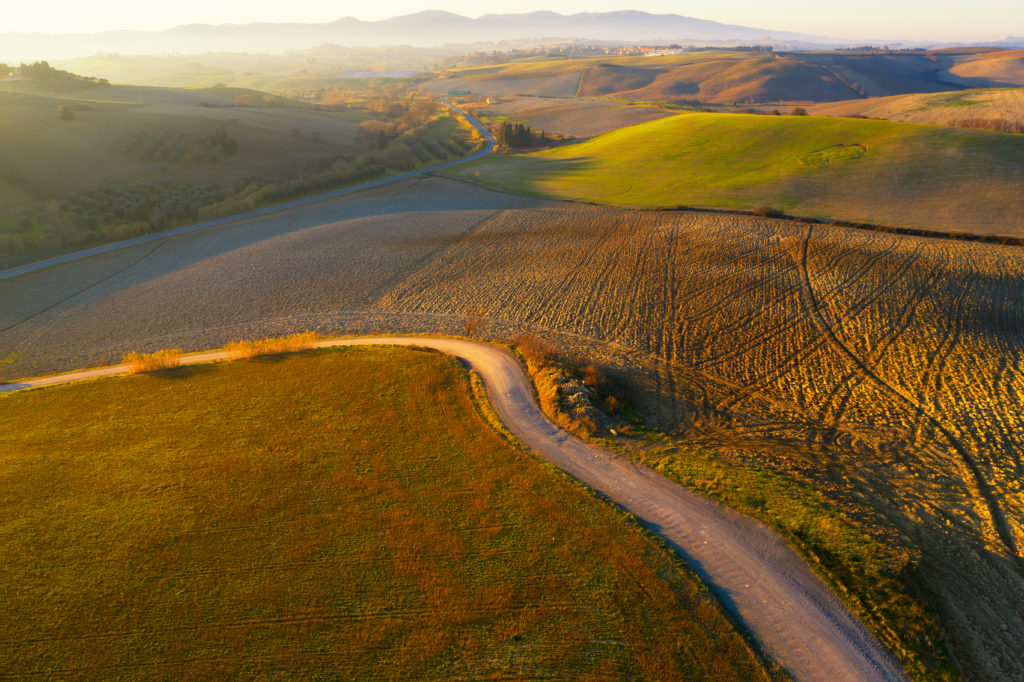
[
  {"left": 798, "top": 225, "right": 1020, "bottom": 560},
  {"left": 3, "top": 176, "right": 1024, "bottom": 677},
  {"left": 1, "top": 337, "right": 908, "bottom": 682}
]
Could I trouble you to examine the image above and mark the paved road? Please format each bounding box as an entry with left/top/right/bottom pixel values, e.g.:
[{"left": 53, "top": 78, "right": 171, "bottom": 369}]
[
  {"left": 0, "top": 99, "right": 495, "bottom": 281},
  {"left": 1, "top": 336, "right": 907, "bottom": 682}
]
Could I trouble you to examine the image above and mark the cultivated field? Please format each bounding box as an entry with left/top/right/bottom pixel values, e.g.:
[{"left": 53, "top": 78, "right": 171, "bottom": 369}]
[
  {"left": 2, "top": 177, "right": 1022, "bottom": 677},
  {"left": 807, "top": 88, "right": 1024, "bottom": 128},
  {"left": 451, "top": 112, "right": 1024, "bottom": 237},
  {"left": 0, "top": 79, "right": 479, "bottom": 261},
  {"left": 0, "top": 347, "right": 773, "bottom": 678},
  {"left": 942, "top": 49, "right": 1024, "bottom": 87},
  {"left": 468, "top": 95, "right": 673, "bottom": 137}
]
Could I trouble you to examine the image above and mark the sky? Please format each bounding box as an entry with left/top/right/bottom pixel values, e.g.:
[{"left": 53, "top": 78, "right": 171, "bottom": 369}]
[{"left": 3, "top": 0, "right": 1022, "bottom": 42}]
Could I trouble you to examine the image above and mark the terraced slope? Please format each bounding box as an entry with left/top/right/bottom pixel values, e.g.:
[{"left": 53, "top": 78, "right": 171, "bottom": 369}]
[
  {"left": 2, "top": 177, "right": 1023, "bottom": 677},
  {"left": 452, "top": 112, "right": 1024, "bottom": 237}
]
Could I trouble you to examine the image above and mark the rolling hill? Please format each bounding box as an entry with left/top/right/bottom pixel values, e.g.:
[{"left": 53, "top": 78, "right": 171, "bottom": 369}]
[
  {"left": 452, "top": 112, "right": 1024, "bottom": 236},
  {"left": 468, "top": 96, "right": 674, "bottom": 138},
  {"left": 427, "top": 49, "right": 1024, "bottom": 105},
  {"left": 943, "top": 48, "right": 1024, "bottom": 86}
]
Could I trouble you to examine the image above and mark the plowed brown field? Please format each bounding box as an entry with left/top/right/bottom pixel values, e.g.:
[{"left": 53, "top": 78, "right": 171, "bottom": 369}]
[{"left": 2, "top": 177, "right": 1022, "bottom": 677}]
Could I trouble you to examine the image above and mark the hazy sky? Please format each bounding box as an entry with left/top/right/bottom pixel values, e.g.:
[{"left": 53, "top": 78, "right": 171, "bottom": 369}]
[{"left": 5, "top": 0, "right": 1022, "bottom": 41}]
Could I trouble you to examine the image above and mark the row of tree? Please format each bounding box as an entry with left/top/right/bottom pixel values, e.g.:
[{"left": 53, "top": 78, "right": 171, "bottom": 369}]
[{"left": 496, "top": 121, "right": 546, "bottom": 148}]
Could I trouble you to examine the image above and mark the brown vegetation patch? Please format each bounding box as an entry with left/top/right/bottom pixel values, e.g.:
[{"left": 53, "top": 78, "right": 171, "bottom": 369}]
[
  {"left": 224, "top": 331, "right": 321, "bottom": 359},
  {"left": 122, "top": 348, "right": 183, "bottom": 373}
]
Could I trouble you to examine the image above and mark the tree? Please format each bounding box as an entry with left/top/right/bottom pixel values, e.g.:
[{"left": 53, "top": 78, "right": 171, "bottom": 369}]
[
  {"left": 790, "top": 107, "right": 808, "bottom": 116},
  {"left": 497, "top": 121, "right": 535, "bottom": 148}
]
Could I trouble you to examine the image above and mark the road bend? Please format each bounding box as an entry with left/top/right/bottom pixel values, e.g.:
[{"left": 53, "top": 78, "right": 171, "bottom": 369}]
[{"left": 1, "top": 336, "right": 907, "bottom": 681}]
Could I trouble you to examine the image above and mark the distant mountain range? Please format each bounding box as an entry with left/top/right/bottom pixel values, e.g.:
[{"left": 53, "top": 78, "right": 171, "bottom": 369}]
[{"left": 1, "top": 10, "right": 836, "bottom": 62}]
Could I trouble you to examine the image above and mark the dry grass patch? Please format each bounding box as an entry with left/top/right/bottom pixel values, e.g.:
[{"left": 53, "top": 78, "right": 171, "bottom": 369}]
[
  {"left": 121, "top": 348, "right": 183, "bottom": 373},
  {"left": 223, "top": 330, "right": 321, "bottom": 359}
]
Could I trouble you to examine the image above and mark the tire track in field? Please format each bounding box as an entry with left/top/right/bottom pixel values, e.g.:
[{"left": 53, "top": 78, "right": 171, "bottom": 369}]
[
  {"left": 814, "top": 244, "right": 942, "bottom": 426},
  {"left": 798, "top": 225, "right": 1021, "bottom": 561}
]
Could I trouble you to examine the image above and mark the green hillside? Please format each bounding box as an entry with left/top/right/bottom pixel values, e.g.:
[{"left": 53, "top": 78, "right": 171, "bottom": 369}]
[{"left": 453, "top": 112, "right": 1024, "bottom": 237}]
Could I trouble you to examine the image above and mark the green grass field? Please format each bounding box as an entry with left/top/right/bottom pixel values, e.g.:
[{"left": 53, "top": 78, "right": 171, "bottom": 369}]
[
  {"left": 452, "top": 112, "right": 1024, "bottom": 237},
  {"left": 0, "top": 347, "right": 774, "bottom": 678}
]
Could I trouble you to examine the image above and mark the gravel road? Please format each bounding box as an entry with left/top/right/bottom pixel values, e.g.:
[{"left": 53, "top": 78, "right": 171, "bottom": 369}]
[{"left": 1, "top": 337, "right": 907, "bottom": 681}]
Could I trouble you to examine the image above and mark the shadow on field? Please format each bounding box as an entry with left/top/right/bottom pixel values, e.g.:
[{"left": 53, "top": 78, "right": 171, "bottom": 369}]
[
  {"left": 149, "top": 364, "right": 216, "bottom": 380},
  {"left": 248, "top": 353, "right": 302, "bottom": 364},
  {"left": 0, "top": 177, "right": 544, "bottom": 343},
  {"left": 503, "top": 156, "right": 595, "bottom": 194}
]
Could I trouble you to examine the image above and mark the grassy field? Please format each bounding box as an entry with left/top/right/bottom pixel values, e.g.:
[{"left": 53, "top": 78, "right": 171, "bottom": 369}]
[
  {"left": 451, "top": 112, "right": 1024, "bottom": 237},
  {"left": 944, "top": 49, "right": 1024, "bottom": 87},
  {"left": 0, "top": 347, "right": 775, "bottom": 678}
]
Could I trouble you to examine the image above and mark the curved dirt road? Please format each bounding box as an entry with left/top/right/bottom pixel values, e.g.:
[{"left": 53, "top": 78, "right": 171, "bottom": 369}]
[{"left": 1, "top": 336, "right": 906, "bottom": 681}]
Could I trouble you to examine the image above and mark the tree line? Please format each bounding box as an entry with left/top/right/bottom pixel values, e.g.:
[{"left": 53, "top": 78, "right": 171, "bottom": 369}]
[{"left": 496, "top": 121, "right": 546, "bottom": 148}]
